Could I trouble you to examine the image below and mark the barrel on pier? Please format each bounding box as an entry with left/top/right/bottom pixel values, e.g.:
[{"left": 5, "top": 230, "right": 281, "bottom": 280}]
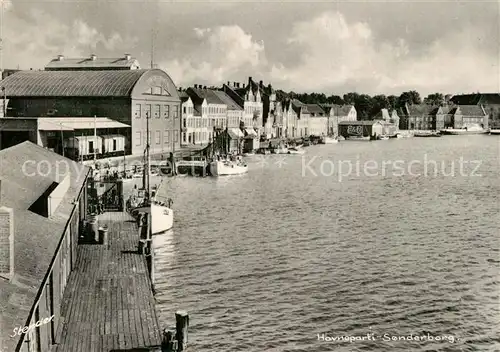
[{"left": 87, "top": 215, "right": 99, "bottom": 242}]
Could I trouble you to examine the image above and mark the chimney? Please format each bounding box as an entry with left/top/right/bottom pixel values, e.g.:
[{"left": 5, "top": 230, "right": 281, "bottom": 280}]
[
  {"left": 194, "top": 84, "right": 197, "bottom": 89},
  {"left": 259, "top": 80, "right": 263, "bottom": 88},
  {"left": 0, "top": 181, "right": 14, "bottom": 281},
  {"left": 233, "top": 82, "right": 238, "bottom": 88},
  {"left": 227, "top": 81, "right": 230, "bottom": 86},
  {"left": 90, "top": 54, "right": 97, "bottom": 61},
  {"left": 248, "top": 77, "right": 252, "bottom": 86},
  {"left": 204, "top": 86, "right": 207, "bottom": 89},
  {"left": 57, "top": 55, "right": 64, "bottom": 61},
  {"left": 124, "top": 53, "right": 131, "bottom": 60}
]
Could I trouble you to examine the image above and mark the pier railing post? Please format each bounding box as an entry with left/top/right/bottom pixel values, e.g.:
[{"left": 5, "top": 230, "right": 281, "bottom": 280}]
[
  {"left": 161, "top": 329, "right": 176, "bottom": 352},
  {"left": 175, "top": 310, "right": 189, "bottom": 351}
]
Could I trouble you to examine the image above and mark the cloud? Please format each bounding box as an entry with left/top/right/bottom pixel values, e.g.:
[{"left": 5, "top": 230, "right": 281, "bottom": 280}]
[
  {"left": 3, "top": 8, "right": 138, "bottom": 69},
  {"left": 269, "top": 11, "right": 498, "bottom": 95},
  {"left": 160, "top": 25, "right": 266, "bottom": 86}
]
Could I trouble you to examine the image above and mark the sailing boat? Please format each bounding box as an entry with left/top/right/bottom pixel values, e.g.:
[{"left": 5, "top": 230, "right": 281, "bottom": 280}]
[{"left": 130, "top": 112, "right": 174, "bottom": 234}]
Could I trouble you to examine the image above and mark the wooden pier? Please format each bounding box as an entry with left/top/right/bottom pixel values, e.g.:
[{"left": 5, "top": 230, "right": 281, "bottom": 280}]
[{"left": 55, "top": 212, "right": 162, "bottom": 352}]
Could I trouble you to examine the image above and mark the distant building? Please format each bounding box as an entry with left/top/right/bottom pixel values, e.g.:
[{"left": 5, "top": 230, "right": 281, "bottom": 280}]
[
  {"left": 447, "top": 105, "right": 488, "bottom": 129},
  {"left": 0, "top": 69, "right": 180, "bottom": 156},
  {"left": 450, "top": 93, "right": 500, "bottom": 128},
  {"left": 0, "top": 141, "right": 90, "bottom": 352},
  {"left": 291, "top": 99, "right": 310, "bottom": 137},
  {"left": 306, "top": 104, "right": 327, "bottom": 137},
  {"left": 338, "top": 120, "right": 384, "bottom": 138},
  {"left": 320, "top": 104, "right": 357, "bottom": 136},
  {"left": 45, "top": 54, "right": 141, "bottom": 71}
]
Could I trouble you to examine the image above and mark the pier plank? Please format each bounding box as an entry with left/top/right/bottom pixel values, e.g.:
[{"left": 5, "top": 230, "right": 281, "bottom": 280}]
[{"left": 55, "top": 212, "right": 162, "bottom": 352}]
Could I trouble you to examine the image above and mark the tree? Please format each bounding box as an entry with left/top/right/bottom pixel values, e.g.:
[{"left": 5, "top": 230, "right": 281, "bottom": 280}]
[
  {"left": 387, "top": 95, "right": 398, "bottom": 110},
  {"left": 397, "top": 90, "right": 421, "bottom": 108},
  {"left": 423, "top": 93, "right": 445, "bottom": 106},
  {"left": 327, "top": 95, "right": 345, "bottom": 105},
  {"left": 371, "top": 94, "right": 390, "bottom": 117},
  {"left": 343, "top": 92, "right": 360, "bottom": 105}
]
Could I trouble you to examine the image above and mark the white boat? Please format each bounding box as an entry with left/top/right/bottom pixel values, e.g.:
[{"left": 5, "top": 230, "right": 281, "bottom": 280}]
[
  {"left": 133, "top": 201, "right": 173, "bottom": 235},
  {"left": 489, "top": 129, "right": 500, "bottom": 135},
  {"left": 323, "top": 136, "right": 339, "bottom": 144},
  {"left": 345, "top": 135, "right": 370, "bottom": 141},
  {"left": 288, "top": 147, "right": 306, "bottom": 155},
  {"left": 396, "top": 134, "right": 404, "bottom": 139},
  {"left": 379, "top": 135, "right": 389, "bottom": 140},
  {"left": 440, "top": 125, "right": 486, "bottom": 135},
  {"left": 210, "top": 160, "right": 248, "bottom": 176}
]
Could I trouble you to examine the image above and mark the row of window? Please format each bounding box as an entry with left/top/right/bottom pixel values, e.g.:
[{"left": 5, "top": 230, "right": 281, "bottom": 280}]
[
  {"left": 135, "top": 130, "right": 179, "bottom": 146},
  {"left": 244, "top": 105, "right": 260, "bottom": 115},
  {"left": 134, "top": 104, "right": 179, "bottom": 119},
  {"left": 182, "top": 132, "right": 211, "bottom": 143}
]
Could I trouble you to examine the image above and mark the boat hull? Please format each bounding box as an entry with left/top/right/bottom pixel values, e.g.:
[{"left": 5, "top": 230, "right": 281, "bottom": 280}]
[
  {"left": 288, "top": 148, "right": 305, "bottom": 155},
  {"left": 345, "top": 136, "right": 370, "bottom": 141},
  {"left": 323, "top": 137, "right": 338, "bottom": 144},
  {"left": 210, "top": 161, "right": 248, "bottom": 176},
  {"left": 489, "top": 129, "right": 500, "bottom": 135},
  {"left": 440, "top": 129, "right": 486, "bottom": 135},
  {"left": 131, "top": 203, "right": 174, "bottom": 234}
]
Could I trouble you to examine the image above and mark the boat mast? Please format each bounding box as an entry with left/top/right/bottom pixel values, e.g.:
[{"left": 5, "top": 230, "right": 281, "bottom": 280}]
[
  {"left": 93, "top": 114, "right": 97, "bottom": 168},
  {"left": 145, "top": 111, "right": 151, "bottom": 201}
]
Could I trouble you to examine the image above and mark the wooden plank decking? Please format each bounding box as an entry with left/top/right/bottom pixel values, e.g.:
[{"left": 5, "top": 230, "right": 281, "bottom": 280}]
[{"left": 55, "top": 212, "right": 162, "bottom": 352}]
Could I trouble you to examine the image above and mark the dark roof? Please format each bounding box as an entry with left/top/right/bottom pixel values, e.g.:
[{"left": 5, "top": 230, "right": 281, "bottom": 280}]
[
  {"left": 321, "top": 104, "right": 353, "bottom": 116},
  {"left": 45, "top": 56, "right": 139, "bottom": 70},
  {"left": 456, "top": 105, "right": 486, "bottom": 116},
  {"left": 305, "top": 104, "right": 325, "bottom": 115},
  {"left": 450, "top": 93, "right": 500, "bottom": 105},
  {"left": 212, "top": 90, "right": 243, "bottom": 111},
  {"left": 1, "top": 70, "right": 149, "bottom": 97},
  {"left": 339, "top": 120, "right": 382, "bottom": 126},
  {"left": 0, "top": 141, "right": 90, "bottom": 352},
  {"left": 186, "top": 88, "right": 225, "bottom": 105}
]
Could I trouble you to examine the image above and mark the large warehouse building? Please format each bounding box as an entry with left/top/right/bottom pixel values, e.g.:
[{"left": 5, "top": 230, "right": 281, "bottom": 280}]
[{"left": 0, "top": 68, "right": 181, "bottom": 158}]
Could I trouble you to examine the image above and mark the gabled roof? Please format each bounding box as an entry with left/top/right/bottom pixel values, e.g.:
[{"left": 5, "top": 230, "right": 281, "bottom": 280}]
[
  {"left": 455, "top": 105, "right": 487, "bottom": 116},
  {"left": 305, "top": 104, "right": 325, "bottom": 115},
  {"left": 321, "top": 104, "right": 353, "bottom": 116},
  {"left": 212, "top": 90, "right": 243, "bottom": 111},
  {"left": 1, "top": 70, "right": 149, "bottom": 97},
  {"left": 45, "top": 56, "right": 140, "bottom": 70},
  {"left": 0, "top": 141, "right": 90, "bottom": 352},
  {"left": 186, "top": 87, "right": 225, "bottom": 106}
]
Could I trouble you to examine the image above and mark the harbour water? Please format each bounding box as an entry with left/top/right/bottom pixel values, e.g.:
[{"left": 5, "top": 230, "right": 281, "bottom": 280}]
[{"left": 155, "top": 135, "right": 499, "bottom": 352}]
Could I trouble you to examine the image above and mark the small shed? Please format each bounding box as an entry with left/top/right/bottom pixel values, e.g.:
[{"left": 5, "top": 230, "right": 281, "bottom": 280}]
[
  {"left": 101, "top": 134, "right": 125, "bottom": 154},
  {"left": 338, "top": 120, "right": 384, "bottom": 138},
  {"left": 65, "top": 135, "right": 103, "bottom": 156}
]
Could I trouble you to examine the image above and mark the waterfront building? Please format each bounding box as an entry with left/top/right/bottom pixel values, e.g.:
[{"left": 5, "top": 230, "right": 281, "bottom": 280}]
[
  {"left": 179, "top": 91, "right": 207, "bottom": 146},
  {"left": 185, "top": 86, "right": 228, "bottom": 143},
  {"left": 0, "top": 69, "right": 180, "bottom": 157},
  {"left": 373, "top": 108, "right": 400, "bottom": 134},
  {"left": 291, "top": 99, "right": 310, "bottom": 137},
  {"left": 0, "top": 141, "right": 90, "bottom": 352},
  {"left": 45, "top": 54, "right": 141, "bottom": 71},
  {"left": 222, "top": 79, "right": 263, "bottom": 137},
  {"left": 283, "top": 100, "right": 298, "bottom": 138},
  {"left": 398, "top": 104, "right": 435, "bottom": 130},
  {"left": 338, "top": 120, "right": 384, "bottom": 138},
  {"left": 306, "top": 104, "right": 327, "bottom": 137},
  {"left": 446, "top": 105, "right": 488, "bottom": 129},
  {"left": 450, "top": 93, "right": 500, "bottom": 128},
  {"left": 320, "top": 104, "right": 357, "bottom": 136}
]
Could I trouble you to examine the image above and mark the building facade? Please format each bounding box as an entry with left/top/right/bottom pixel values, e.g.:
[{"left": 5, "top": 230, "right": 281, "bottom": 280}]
[
  {"left": 450, "top": 93, "right": 500, "bottom": 128},
  {"left": 0, "top": 69, "right": 181, "bottom": 157},
  {"left": 306, "top": 104, "right": 327, "bottom": 136}
]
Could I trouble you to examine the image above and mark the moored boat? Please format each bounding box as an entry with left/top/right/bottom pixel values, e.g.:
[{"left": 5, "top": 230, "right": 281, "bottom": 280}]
[
  {"left": 209, "top": 157, "right": 248, "bottom": 176},
  {"left": 440, "top": 125, "right": 486, "bottom": 135},
  {"left": 414, "top": 131, "right": 442, "bottom": 137},
  {"left": 345, "top": 135, "right": 370, "bottom": 141},
  {"left": 288, "top": 146, "right": 306, "bottom": 155},
  {"left": 489, "top": 129, "right": 500, "bottom": 135},
  {"left": 323, "top": 136, "right": 339, "bottom": 144},
  {"left": 379, "top": 135, "right": 389, "bottom": 140}
]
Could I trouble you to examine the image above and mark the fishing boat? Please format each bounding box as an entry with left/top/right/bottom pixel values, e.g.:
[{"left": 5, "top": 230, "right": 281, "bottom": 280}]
[
  {"left": 345, "top": 135, "right": 370, "bottom": 141},
  {"left": 129, "top": 112, "right": 174, "bottom": 234},
  {"left": 288, "top": 146, "right": 306, "bottom": 155},
  {"left": 209, "top": 157, "right": 248, "bottom": 176},
  {"left": 440, "top": 124, "right": 486, "bottom": 135},
  {"left": 414, "top": 131, "right": 442, "bottom": 137}
]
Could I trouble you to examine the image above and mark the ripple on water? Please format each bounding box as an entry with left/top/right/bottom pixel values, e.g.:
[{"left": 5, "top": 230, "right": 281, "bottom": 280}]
[{"left": 155, "top": 137, "right": 500, "bottom": 351}]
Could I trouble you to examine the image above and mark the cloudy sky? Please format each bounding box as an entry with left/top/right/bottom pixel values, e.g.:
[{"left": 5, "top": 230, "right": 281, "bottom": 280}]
[{"left": 1, "top": 0, "right": 498, "bottom": 96}]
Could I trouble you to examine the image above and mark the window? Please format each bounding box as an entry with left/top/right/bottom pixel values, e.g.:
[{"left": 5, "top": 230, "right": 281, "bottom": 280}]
[
  {"left": 135, "top": 131, "right": 141, "bottom": 146},
  {"left": 173, "top": 106, "right": 179, "bottom": 119},
  {"left": 89, "top": 141, "right": 94, "bottom": 153},
  {"left": 145, "top": 104, "right": 152, "bottom": 119},
  {"left": 153, "top": 86, "right": 161, "bottom": 95},
  {"left": 183, "top": 106, "right": 186, "bottom": 114},
  {"left": 113, "top": 139, "right": 117, "bottom": 151},
  {"left": 156, "top": 131, "right": 161, "bottom": 144},
  {"left": 164, "top": 130, "right": 170, "bottom": 144},
  {"left": 134, "top": 104, "right": 141, "bottom": 118},
  {"left": 174, "top": 130, "right": 179, "bottom": 142},
  {"left": 164, "top": 105, "right": 170, "bottom": 118},
  {"left": 154, "top": 105, "right": 160, "bottom": 118},
  {"left": 182, "top": 133, "right": 186, "bottom": 142}
]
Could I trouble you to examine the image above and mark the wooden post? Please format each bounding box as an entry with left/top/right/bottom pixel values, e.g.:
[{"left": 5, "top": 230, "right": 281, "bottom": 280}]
[
  {"left": 161, "top": 329, "right": 176, "bottom": 352},
  {"left": 175, "top": 310, "right": 189, "bottom": 351}
]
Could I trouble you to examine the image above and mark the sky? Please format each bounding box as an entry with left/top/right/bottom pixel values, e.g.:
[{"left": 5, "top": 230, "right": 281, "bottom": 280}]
[{"left": 1, "top": 0, "right": 499, "bottom": 97}]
